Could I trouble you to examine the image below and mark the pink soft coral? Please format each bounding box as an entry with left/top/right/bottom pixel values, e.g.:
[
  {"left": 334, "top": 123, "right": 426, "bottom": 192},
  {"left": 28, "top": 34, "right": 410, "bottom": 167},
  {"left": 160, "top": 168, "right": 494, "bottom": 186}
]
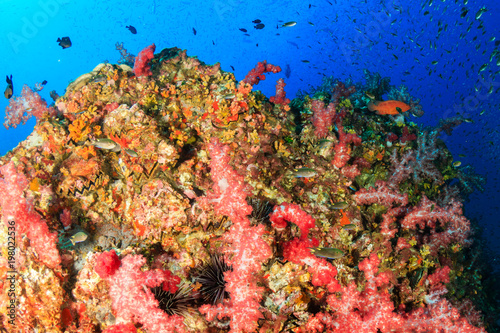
[
  {"left": 354, "top": 180, "right": 408, "bottom": 207},
  {"left": 4, "top": 85, "right": 56, "bottom": 128},
  {"left": 402, "top": 195, "right": 471, "bottom": 254},
  {"left": 105, "top": 254, "right": 185, "bottom": 333},
  {"left": 198, "top": 138, "right": 272, "bottom": 333},
  {"left": 304, "top": 253, "right": 485, "bottom": 333},
  {"left": 0, "top": 162, "right": 60, "bottom": 269}
]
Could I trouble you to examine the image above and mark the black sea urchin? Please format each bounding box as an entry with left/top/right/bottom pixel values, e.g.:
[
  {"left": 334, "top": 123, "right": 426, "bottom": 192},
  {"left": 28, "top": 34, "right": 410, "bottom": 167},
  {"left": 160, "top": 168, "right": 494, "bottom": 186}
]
[
  {"left": 152, "top": 283, "right": 194, "bottom": 316},
  {"left": 249, "top": 198, "right": 273, "bottom": 224},
  {"left": 196, "top": 254, "right": 231, "bottom": 304}
]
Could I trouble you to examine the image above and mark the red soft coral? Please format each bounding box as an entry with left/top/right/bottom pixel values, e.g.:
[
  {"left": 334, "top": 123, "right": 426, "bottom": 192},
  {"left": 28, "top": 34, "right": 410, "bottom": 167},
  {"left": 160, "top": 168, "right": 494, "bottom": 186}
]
[
  {"left": 271, "top": 204, "right": 340, "bottom": 292},
  {"left": 102, "top": 323, "right": 137, "bottom": 333},
  {"left": 243, "top": 60, "right": 281, "bottom": 85},
  {"left": 269, "top": 78, "right": 290, "bottom": 106},
  {"left": 200, "top": 137, "right": 252, "bottom": 219},
  {"left": 311, "top": 100, "right": 336, "bottom": 138},
  {"left": 133, "top": 44, "right": 156, "bottom": 77},
  {"left": 332, "top": 122, "right": 361, "bottom": 168},
  {"left": 269, "top": 203, "right": 315, "bottom": 240},
  {"left": 95, "top": 250, "right": 121, "bottom": 279},
  {"left": 304, "top": 253, "right": 485, "bottom": 333}
]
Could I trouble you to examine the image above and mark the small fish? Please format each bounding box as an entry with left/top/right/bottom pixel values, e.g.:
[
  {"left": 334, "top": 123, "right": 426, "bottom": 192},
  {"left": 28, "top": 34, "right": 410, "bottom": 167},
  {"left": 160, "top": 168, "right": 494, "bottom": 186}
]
[
  {"left": 57, "top": 36, "right": 72, "bottom": 49},
  {"left": 460, "top": 8, "right": 468, "bottom": 19},
  {"left": 254, "top": 23, "right": 265, "bottom": 29},
  {"left": 124, "top": 148, "right": 139, "bottom": 158},
  {"left": 126, "top": 25, "right": 137, "bottom": 34},
  {"left": 230, "top": 65, "right": 235, "bottom": 71},
  {"left": 239, "top": 28, "right": 247, "bottom": 32},
  {"left": 365, "top": 91, "right": 375, "bottom": 99},
  {"left": 475, "top": 7, "right": 487, "bottom": 20},
  {"left": 342, "top": 224, "right": 357, "bottom": 231},
  {"left": 70, "top": 231, "right": 88, "bottom": 246},
  {"left": 308, "top": 21, "right": 314, "bottom": 26},
  {"left": 301, "top": 60, "right": 310, "bottom": 63},
  {"left": 478, "top": 64, "right": 488, "bottom": 72},
  {"left": 92, "top": 138, "right": 119, "bottom": 150},
  {"left": 459, "top": 154, "right": 466, "bottom": 157},
  {"left": 453, "top": 161, "right": 462, "bottom": 167},
  {"left": 431, "top": 61, "right": 438, "bottom": 65},
  {"left": 330, "top": 201, "right": 348, "bottom": 210},
  {"left": 309, "top": 247, "right": 345, "bottom": 259},
  {"left": 252, "top": 19, "right": 261, "bottom": 23},
  {"left": 317, "top": 139, "right": 332, "bottom": 149},
  {"left": 293, "top": 167, "right": 317, "bottom": 178},
  {"left": 222, "top": 93, "right": 235, "bottom": 99},
  {"left": 281, "top": 21, "right": 297, "bottom": 27},
  {"left": 4, "top": 75, "right": 13, "bottom": 99},
  {"left": 192, "top": 27, "right": 197, "bottom": 35}
]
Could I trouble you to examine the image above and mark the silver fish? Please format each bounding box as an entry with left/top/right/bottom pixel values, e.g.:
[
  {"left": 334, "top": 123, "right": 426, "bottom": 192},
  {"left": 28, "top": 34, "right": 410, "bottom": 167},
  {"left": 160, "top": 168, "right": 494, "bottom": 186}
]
[
  {"left": 293, "top": 168, "right": 317, "bottom": 178},
  {"left": 70, "top": 231, "right": 88, "bottom": 245},
  {"left": 124, "top": 148, "right": 139, "bottom": 157},
  {"left": 342, "top": 224, "right": 357, "bottom": 231},
  {"left": 92, "top": 138, "right": 119, "bottom": 150},
  {"left": 330, "top": 201, "right": 348, "bottom": 210},
  {"left": 281, "top": 21, "right": 297, "bottom": 27},
  {"left": 309, "top": 247, "right": 345, "bottom": 259}
]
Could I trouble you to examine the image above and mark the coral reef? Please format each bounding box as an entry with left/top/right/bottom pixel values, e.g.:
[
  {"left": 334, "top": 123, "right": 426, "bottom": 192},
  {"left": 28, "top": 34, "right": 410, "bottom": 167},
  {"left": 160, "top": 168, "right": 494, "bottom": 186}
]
[{"left": 0, "top": 46, "right": 495, "bottom": 332}]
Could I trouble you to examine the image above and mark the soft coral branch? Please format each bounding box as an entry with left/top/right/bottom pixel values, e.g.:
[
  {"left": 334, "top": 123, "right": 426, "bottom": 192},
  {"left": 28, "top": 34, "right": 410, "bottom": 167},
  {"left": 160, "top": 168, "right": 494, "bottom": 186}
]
[
  {"left": 305, "top": 253, "right": 485, "bottom": 333},
  {"left": 0, "top": 161, "right": 60, "bottom": 269},
  {"left": 270, "top": 203, "right": 340, "bottom": 292},
  {"left": 198, "top": 138, "right": 272, "bottom": 333},
  {"left": 402, "top": 195, "right": 472, "bottom": 254},
  {"left": 4, "top": 85, "right": 57, "bottom": 129},
  {"left": 104, "top": 254, "right": 185, "bottom": 333}
]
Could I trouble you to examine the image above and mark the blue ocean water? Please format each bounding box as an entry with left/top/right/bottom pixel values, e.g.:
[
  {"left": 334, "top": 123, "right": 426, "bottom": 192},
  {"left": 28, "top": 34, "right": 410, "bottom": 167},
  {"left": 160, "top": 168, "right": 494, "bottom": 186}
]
[{"left": 0, "top": 0, "right": 499, "bottom": 270}]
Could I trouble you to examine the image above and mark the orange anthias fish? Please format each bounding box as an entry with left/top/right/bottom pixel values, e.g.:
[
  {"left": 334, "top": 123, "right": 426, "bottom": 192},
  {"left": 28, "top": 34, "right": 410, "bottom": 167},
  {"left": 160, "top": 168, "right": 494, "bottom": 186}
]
[{"left": 368, "top": 100, "right": 411, "bottom": 115}]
